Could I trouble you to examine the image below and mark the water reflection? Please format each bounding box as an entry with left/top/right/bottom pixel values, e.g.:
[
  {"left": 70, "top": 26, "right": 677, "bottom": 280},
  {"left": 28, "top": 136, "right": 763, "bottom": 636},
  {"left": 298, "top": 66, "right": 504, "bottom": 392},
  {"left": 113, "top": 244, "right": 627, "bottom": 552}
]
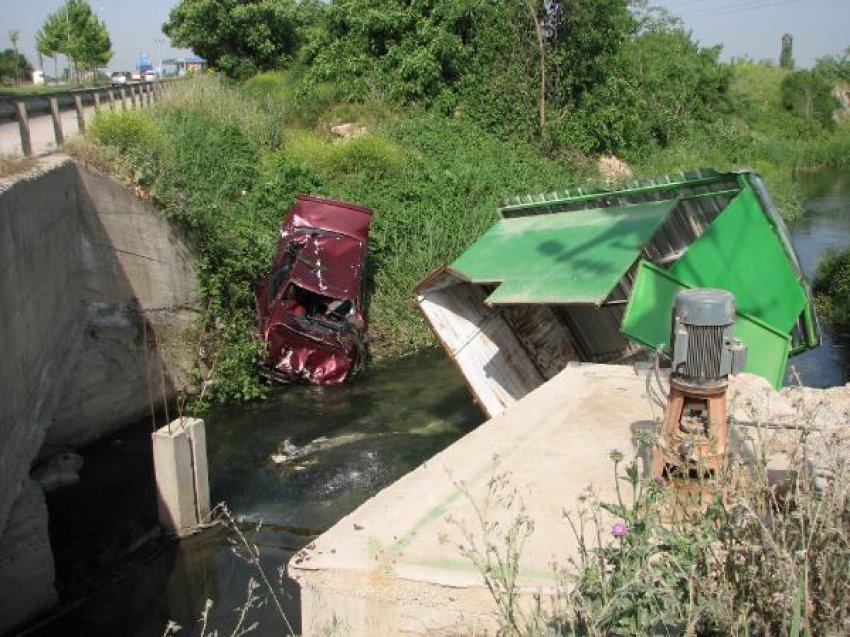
[{"left": 786, "top": 169, "right": 850, "bottom": 388}]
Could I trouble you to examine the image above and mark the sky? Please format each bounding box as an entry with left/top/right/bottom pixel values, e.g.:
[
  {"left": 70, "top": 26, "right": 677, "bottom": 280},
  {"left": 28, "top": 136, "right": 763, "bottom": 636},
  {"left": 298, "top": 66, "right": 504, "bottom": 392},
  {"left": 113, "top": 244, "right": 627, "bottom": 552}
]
[{"left": 0, "top": 0, "right": 848, "bottom": 74}]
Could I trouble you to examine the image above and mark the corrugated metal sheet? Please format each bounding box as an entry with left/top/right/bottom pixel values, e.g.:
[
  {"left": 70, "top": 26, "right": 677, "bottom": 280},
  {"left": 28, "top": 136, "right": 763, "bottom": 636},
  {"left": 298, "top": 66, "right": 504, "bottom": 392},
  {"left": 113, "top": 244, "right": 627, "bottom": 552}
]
[
  {"left": 500, "top": 305, "right": 578, "bottom": 378},
  {"left": 500, "top": 169, "right": 741, "bottom": 268},
  {"left": 449, "top": 199, "right": 677, "bottom": 305}
]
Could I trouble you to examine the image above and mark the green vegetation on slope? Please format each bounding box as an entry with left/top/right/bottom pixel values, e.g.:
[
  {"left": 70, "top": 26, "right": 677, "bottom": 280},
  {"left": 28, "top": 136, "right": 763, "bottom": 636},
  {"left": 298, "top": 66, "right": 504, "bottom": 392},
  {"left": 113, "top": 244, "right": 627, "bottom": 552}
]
[
  {"left": 83, "top": 75, "right": 592, "bottom": 406},
  {"left": 78, "top": 1, "right": 850, "bottom": 406}
]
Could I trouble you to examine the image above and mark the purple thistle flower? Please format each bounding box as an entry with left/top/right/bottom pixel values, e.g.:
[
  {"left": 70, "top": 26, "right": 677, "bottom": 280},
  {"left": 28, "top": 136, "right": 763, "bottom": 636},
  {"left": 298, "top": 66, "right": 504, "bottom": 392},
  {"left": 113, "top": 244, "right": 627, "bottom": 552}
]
[{"left": 611, "top": 522, "right": 629, "bottom": 538}]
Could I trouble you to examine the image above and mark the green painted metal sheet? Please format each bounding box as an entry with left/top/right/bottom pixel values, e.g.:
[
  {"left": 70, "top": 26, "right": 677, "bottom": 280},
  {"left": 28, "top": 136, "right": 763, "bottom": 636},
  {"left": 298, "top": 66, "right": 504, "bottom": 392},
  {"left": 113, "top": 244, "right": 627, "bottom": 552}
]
[
  {"left": 622, "top": 262, "right": 791, "bottom": 388},
  {"left": 668, "top": 188, "right": 807, "bottom": 334},
  {"left": 449, "top": 200, "right": 677, "bottom": 305}
]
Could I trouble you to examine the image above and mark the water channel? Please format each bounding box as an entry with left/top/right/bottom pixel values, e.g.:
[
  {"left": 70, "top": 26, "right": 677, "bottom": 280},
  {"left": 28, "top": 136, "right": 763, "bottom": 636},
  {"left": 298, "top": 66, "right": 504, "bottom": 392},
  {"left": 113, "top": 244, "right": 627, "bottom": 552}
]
[{"left": 23, "top": 169, "right": 850, "bottom": 637}]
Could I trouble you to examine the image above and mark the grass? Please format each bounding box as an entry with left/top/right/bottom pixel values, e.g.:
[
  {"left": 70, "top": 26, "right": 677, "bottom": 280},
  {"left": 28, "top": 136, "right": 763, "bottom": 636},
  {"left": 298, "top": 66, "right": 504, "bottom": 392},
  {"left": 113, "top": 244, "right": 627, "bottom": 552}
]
[
  {"left": 452, "top": 412, "right": 850, "bottom": 636},
  {"left": 0, "top": 80, "right": 110, "bottom": 97},
  {"left": 0, "top": 155, "right": 38, "bottom": 180}
]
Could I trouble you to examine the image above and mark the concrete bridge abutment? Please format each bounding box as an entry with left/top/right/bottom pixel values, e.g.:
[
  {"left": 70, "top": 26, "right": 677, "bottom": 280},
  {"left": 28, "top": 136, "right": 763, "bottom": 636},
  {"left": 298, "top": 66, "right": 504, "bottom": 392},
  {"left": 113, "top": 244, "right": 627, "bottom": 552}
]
[{"left": 0, "top": 156, "right": 198, "bottom": 632}]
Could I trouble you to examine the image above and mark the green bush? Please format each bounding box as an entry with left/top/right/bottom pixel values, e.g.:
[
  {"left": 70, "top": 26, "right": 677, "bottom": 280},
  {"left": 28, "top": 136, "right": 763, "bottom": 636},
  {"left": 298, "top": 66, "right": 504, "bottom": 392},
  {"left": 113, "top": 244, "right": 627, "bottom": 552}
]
[
  {"left": 814, "top": 248, "right": 850, "bottom": 332},
  {"left": 89, "top": 110, "right": 168, "bottom": 185},
  {"left": 90, "top": 109, "right": 164, "bottom": 154}
]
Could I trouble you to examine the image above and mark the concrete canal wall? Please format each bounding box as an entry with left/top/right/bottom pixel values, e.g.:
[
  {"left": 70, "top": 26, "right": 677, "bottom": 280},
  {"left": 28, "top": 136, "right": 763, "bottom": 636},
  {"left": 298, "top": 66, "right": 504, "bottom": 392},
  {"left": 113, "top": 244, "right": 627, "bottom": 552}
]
[{"left": 0, "top": 157, "right": 197, "bottom": 632}]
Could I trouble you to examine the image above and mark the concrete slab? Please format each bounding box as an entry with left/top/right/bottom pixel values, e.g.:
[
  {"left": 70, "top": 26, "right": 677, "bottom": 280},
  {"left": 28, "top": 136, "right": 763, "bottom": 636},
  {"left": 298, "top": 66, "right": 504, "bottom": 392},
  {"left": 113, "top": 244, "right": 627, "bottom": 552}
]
[{"left": 290, "top": 363, "right": 658, "bottom": 636}]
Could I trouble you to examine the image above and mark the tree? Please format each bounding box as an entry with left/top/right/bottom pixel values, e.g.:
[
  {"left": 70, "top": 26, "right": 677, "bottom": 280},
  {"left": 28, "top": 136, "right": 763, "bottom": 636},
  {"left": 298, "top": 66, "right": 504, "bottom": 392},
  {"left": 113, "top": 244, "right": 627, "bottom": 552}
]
[
  {"left": 781, "top": 69, "right": 839, "bottom": 129},
  {"left": 64, "top": 0, "right": 113, "bottom": 74},
  {"left": 780, "top": 33, "right": 794, "bottom": 70},
  {"left": 0, "top": 48, "right": 33, "bottom": 83},
  {"left": 302, "top": 0, "right": 635, "bottom": 141},
  {"left": 37, "top": 11, "right": 65, "bottom": 82},
  {"left": 557, "top": 26, "right": 731, "bottom": 154},
  {"left": 164, "top": 0, "right": 311, "bottom": 79},
  {"left": 815, "top": 50, "right": 850, "bottom": 83},
  {"left": 36, "top": 0, "right": 112, "bottom": 82}
]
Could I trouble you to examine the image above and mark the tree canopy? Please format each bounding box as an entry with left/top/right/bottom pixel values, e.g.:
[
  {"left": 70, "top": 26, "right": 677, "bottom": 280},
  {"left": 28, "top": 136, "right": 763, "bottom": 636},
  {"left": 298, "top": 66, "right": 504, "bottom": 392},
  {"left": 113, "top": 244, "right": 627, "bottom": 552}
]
[
  {"left": 781, "top": 69, "right": 839, "bottom": 130},
  {"left": 157, "top": 0, "right": 735, "bottom": 157},
  {"left": 36, "top": 0, "right": 112, "bottom": 74},
  {"left": 0, "top": 49, "right": 33, "bottom": 83},
  {"left": 164, "top": 0, "right": 317, "bottom": 79}
]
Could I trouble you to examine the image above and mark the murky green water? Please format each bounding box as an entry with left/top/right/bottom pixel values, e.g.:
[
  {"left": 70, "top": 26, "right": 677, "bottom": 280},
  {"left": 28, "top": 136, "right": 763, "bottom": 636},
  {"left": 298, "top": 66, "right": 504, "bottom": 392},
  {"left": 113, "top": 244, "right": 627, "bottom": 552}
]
[
  {"left": 26, "top": 169, "right": 850, "bottom": 637},
  {"left": 786, "top": 168, "right": 850, "bottom": 387},
  {"left": 29, "top": 350, "right": 482, "bottom": 637}
]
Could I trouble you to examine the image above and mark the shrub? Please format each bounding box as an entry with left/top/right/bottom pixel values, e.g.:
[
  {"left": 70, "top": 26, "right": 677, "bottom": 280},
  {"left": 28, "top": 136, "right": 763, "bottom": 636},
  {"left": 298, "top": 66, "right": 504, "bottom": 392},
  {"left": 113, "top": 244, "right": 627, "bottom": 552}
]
[
  {"left": 814, "top": 247, "right": 850, "bottom": 332},
  {"left": 89, "top": 110, "right": 168, "bottom": 185}
]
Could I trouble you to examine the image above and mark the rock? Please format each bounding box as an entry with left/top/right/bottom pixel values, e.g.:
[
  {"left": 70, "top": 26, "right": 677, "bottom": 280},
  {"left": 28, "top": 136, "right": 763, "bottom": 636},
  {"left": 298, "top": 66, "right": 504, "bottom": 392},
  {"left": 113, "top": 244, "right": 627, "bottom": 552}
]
[
  {"left": 597, "top": 154, "right": 633, "bottom": 184},
  {"left": 31, "top": 451, "right": 84, "bottom": 492},
  {"left": 0, "top": 480, "right": 58, "bottom": 633},
  {"left": 330, "top": 123, "right": 367, "bottom": 139}
]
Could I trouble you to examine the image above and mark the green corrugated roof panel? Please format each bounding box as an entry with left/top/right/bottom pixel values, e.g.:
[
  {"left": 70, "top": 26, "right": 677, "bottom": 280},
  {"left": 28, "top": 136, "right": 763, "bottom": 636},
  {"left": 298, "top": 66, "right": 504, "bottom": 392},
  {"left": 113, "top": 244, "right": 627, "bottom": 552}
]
[
  {"left": 449, "top": 199, "right": 677, "bottom": 305},
  {"left": 499, "top": 168, "right": 739, "bottom": 218}
]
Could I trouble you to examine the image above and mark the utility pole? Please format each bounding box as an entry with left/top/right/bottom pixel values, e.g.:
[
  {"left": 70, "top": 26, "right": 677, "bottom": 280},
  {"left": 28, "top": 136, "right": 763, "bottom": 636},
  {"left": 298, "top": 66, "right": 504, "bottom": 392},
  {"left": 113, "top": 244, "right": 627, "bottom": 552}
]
[
  {"left": 8, "top": 29, "right": 21, "bottom": 86},
  {"left": 155, "top": 37, "right": 165, "bottom": 76}
]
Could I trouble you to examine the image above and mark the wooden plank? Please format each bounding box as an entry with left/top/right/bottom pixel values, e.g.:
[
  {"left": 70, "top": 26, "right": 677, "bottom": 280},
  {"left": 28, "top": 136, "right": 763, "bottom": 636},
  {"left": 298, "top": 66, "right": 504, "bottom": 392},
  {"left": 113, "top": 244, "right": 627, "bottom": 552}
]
[{"left": 417, "top": 277, "right": 543, "bottom": 417}]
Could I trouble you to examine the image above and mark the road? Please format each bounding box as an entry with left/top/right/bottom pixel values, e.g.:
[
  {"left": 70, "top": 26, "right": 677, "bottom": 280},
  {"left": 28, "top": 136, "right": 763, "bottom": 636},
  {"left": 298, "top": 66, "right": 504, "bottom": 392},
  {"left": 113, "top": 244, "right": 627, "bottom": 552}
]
[{"left": 0, "top": 92, "right": 147, "bottom": 158}]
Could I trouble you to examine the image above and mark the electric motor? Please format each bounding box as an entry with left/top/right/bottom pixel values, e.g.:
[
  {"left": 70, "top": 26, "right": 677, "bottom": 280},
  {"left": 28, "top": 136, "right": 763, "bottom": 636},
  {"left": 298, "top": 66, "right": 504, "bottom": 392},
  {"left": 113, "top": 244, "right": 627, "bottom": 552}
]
[{"left": 670, "top": 289, "right": 747, "bottom": 385}]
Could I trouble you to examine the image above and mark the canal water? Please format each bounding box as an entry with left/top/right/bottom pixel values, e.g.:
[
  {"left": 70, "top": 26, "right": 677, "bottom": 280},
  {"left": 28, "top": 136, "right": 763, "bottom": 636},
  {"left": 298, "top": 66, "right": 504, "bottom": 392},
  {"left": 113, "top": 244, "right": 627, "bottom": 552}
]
[
  {"left": 784, "top": 168, "right": 850, "bottom": 387},
  {"left": 28, "top": 350, "right": 483, "bottom": 637},
  {"left": 23, "top": 169, "right": 850, "bottom": 637}
]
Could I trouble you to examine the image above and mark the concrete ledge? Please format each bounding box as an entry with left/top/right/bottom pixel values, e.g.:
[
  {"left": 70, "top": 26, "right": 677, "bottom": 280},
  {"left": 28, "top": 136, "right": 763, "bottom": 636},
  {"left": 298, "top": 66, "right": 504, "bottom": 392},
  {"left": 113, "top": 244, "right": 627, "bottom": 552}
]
[{"left": 290, "top": 363, "right": 657, "bottom": 636}]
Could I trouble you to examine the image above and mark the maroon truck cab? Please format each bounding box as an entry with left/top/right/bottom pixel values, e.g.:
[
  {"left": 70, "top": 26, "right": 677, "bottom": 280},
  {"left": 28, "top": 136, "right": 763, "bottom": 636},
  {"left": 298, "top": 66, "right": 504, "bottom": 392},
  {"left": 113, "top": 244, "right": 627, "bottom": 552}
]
[{"left": 256, "top": 195, "right": 372, "bottom": 384}]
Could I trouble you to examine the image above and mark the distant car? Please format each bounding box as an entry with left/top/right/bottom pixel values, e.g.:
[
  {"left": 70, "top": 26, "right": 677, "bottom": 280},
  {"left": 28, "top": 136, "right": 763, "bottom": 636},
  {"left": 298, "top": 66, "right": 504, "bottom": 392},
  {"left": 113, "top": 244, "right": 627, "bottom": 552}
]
[
  {"left": 110, "top": 71, "right": 128, "bottom": 86},
  {"left": 143, "top": 70, "right": 157, "bottom": 83},
  {"left": 130, "top": 71, "right": 142, "bottom": 82},
  {"left": 255, "top": 195, "right": 372, "bottom": 385}
]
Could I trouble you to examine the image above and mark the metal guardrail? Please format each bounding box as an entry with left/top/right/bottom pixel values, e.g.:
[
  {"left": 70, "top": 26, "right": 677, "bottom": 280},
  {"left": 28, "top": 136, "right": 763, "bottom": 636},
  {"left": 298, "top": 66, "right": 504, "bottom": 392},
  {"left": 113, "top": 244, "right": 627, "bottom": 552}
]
[{"left": 0, "top": 79, "right": 181, "bottom": 157}]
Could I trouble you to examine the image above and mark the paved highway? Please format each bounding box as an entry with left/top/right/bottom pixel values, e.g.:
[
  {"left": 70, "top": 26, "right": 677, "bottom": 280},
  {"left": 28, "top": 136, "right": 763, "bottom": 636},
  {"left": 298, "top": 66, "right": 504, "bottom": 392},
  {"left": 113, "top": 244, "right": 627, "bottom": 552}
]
[{"left": 0, "top": 107, "right": 95, "bottom": 157}]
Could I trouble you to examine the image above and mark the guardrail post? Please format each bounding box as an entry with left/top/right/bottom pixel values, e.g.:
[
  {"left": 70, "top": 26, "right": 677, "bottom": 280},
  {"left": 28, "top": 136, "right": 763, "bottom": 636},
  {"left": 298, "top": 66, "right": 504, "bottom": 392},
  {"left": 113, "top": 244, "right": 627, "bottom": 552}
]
[
  {"left": 120, "top": 87, "right": 128, "bottom": 111},
  {"left": 73, "top": 94, "right": 85, "bottom": 132},
  {"left": 14, "top": 100, "right": 33, "bottom": 157},
  {"left": 93, "top": 90, "right": 101, "bottom": 110},
  {"left": 48, "top": 96, "right": 64, "bottom": 146},
  {"left": 107, "top": 87, "right": 115, "bottom": 110}
]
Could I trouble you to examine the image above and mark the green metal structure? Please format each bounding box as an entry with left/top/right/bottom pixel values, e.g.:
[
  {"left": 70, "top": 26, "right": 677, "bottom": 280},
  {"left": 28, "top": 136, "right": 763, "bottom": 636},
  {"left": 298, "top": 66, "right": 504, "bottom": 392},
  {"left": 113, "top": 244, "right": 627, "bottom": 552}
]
[{"left": 431, "top": 169, "right": 818, "bottom": 390}]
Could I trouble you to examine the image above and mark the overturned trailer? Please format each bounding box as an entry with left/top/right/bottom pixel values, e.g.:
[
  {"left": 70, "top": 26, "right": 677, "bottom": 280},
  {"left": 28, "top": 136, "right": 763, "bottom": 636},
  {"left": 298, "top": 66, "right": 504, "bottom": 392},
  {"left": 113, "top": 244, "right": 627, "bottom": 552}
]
[{"left": 414, "top": 169, "right": 820, "bottom": 418}]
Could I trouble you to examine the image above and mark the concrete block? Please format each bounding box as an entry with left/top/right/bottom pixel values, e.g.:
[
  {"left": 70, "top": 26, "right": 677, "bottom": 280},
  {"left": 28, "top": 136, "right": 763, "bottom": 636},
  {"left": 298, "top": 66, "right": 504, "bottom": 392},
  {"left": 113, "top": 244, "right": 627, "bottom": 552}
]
[
  {"left": 0, "top": 480, "right": 58, "bottom": 633},
  {"left": 152, "top": 418, "right": 210, "bottom": 537},
  {"left": 290, "top": 363, "right": 655, "bottom": 636}
]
